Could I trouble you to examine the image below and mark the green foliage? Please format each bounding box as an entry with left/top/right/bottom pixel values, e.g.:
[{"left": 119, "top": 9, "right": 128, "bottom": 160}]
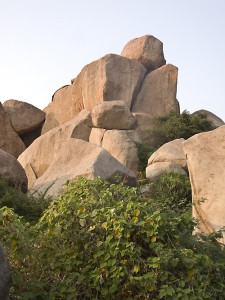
[
  {"left": 149, "top": 110, "right": 216, "bottom": 147},
  {"left": 0, "top": 177, "right": 51, "bottom": 224},
  {"left": 1, "top": 177, "right": 225, "bottom": 299},
  {"left": 149, "top": 173, "right": 192, "bottom": 213},
  {"left": 136, "top": 143, "right": 155, "bottom": 172}
]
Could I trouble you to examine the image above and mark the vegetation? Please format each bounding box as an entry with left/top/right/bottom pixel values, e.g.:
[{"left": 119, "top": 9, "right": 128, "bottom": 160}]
[
  {"left": 136, "top": 143, "right": 155, "bottom": 173},
  {"left": 149, "top": 173, "right": 192, "bottom": 213},
  {"left": 1, "top": 176, "right": 225, "bottom": 299},
  {"left": 0, "top": 177, "right": 51, "bottom": 224},
  {"left": 149, "top": 110, "right": 216, "bottom": 148}
]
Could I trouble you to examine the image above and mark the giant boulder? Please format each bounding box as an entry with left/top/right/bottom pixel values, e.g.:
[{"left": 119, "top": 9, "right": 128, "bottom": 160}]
[
  {"left": 91, "top": 100, "right": 137, "bottom": 130},
  {"left": 121, "top": 35, "right": 166, "bottom": 72},
  {"left": 18, "top": 109, "right": 92, "bottom": 188},
  {"left": 32, "top": 139, "right": 137, "bottom": 196},
  {"left": 3, "top": 99, "right": 45, "bottom": 134},
  {"left": 101, "top": 130, "right": 141, "bottom": 172},
  {"left": 82, "top": 54, "right": 146, "bottom": 110},
  {"left": 183, "top": 126, "right": 225, "bottom": 243},
  {"left": 0, "top": 103, "right": 26, "bottom": 158},
  {"left": 132, "top": 64, "right": 180, "bottom": 142}
]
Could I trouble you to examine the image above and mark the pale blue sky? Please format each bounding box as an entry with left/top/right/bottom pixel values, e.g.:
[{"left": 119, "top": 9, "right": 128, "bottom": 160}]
[{"left": 0, "top": 0, "right": 225, "bottom": 120}]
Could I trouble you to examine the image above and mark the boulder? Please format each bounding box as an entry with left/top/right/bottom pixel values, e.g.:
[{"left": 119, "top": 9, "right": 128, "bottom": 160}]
[
  {"left": 0, "top": 149, "right": 28, "bottom": 188},
  {"left": 82, "top": 54, "right": 146, "bottom": 110},
  {"left": 121, "top": 35, "right": 166, "bottom": 72},
  {"left": 148, "top": 139, "right": 187, "bottom": 169},
  {"left": 42, "top": 85, "right": 80, "bottom": 134},
  {"left": 132, "top": 64, "right": 179, "bottom": 116},
  {"left": 32, "top": 139, "right": 137, "bottom": 196},
  {"left": 146, "top": 161, "right": 187, "bottom": 180},
  {"left": 0, "top": 102, "right": 26, "bottom": 158},
  {"left": 183, "top": 126, "right": 225, "bottom": 243},
  {"left": 0, "top": 244, "right": 11, "bottom": 300},
  {"left": 102, "top": 130, "right": 141, "bottom": 172},
  {"left": 91, "top": 100, "right": 137, "bottom": 130},
  {"left": 71, "top": 64, "right": 88, "bottom": 112},
  {"left": 192, "top": 109, "right": 224, "bottom": 128},
  {"left": 18, "top": 109, "right": 92, "bottom": 187},
  {"left": 132, "top": 64, "right": 180, "bottom": 142},
  {"left": 89, "top": 128, "right": 106, "bottom": 146},
  {"left": 3, "top": 99, "right": 45, "bottom": 134}
]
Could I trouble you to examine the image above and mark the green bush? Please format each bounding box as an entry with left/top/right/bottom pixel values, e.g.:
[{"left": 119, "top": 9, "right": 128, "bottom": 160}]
[
  {"left": 136, "top": 143, "right": 155, "bottom": 173},
  {"left": 149, "top": 173, "right": 192, "bottom": 213},
  {"left": 149, "top": 110, "right": 216, "bottom": 147},
  {"left": 0, "top": 177, "right": 51, "bottom": 224},
  {"left": 1, "top": 177, "right": 225, "bottom": 299}
]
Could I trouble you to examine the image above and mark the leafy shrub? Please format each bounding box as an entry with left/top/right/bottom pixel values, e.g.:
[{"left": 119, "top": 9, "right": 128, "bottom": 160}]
[
  {"left": 1, "top": 177, "right": 225, "bottom": 299},
  {"left": 0, "top": 177, "right": 51, "bottom": 224},
  {"left": 149, "top": 110, "right": 216, "bottom": 147},
  {"left": 136, "top": 143, "right": 155, "bottom": 172},
  {"left": 149, "top": 173, "right": 192, "bottom": 213}
]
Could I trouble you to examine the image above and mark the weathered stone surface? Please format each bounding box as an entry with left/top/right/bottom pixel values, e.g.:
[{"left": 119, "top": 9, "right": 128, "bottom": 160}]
[
  {"left": 23, "top": 163, "right": 37, "bottom": 189},
  {"left": 0, "top": 149, "right": 28, "bottom": 188},
  {"left": 148, "top": 139, "right": 186, "bottom": 169},
  {"left": 0, "top": 102, "right": 26, "bottom": 158},
  {"left": 71, "top": 64, "right": 88, "bottom": 112},
  {"left": 132, "top": 64, "right": 180, "bottom": 142},
  {"left": 3, "top": 99, "right": 45, "bottom": 134},
  {"left": 32, "top": 139, "right": 137, "bottom": 196},
  {"left": 183, "top": 126, "right": 225, "bottom": 242},
  {"left": 91, "top": 100, "right": 137, "bottom": 130},
  {"left": 42, "top": 85, "right": 80, "bottom": 134},
  {"left": 18, "top": 109, "right": 92, "bottom": 187},
  {"left": 0, "top": 244, "right": 11, "bottom": 300},
  {"left": 121, "top": 35, "right": 166, "bottom": 72},
  {"left": 89, "top": 128, "right": 106, "bottom": 146},
  {"left": 146, "top": 161, "right": 187, "bottom": 180},
  {"left": 82, "top": 54, "right": 146, "bottom": 110},
  {"left": 132, "top": 64, "right": 179, "bottom": 115},
  {"left": 102, "top": 130, "right": 141, "bottom": 172},
  {"left": 192, "top": 109, "right": 224, "bottom": 128}
]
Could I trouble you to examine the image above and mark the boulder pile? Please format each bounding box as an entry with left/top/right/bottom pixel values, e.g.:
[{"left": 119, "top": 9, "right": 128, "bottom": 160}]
[{"left": 1, "top": 34, "right": 225, "bottom": 242}]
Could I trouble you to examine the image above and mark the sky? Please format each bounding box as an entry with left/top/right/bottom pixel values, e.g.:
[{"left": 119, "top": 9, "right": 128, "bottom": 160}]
[{"left": 0, "top": 0, "right": 225, "bottom": 121}]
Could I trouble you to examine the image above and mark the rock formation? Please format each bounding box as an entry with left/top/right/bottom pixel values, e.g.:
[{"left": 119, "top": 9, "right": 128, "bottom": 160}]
[
  {"left": 0, "top": 35, "right": 223, "bottom": 211},
  {"left": 183, "top": 126, "right": 225, "bottom": 242}
]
